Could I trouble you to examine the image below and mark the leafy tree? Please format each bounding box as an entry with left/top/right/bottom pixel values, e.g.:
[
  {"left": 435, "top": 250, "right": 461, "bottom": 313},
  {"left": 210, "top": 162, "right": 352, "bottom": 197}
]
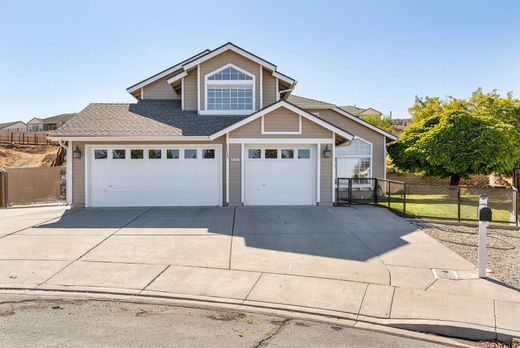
[
  {"left": 388, "top": 89, "right": 520, "bottom": 185},
  {"left": 361, "top": 113, "right": 394, "bottom": 134}
]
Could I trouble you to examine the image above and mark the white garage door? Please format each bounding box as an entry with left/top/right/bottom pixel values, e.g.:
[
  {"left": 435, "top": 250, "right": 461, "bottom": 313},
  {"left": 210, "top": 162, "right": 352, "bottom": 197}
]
[
  {"left": 87, "top": 145, "right": 221, "bottom": 207},
  {"left": 244, "top": 145, "right": 316, "bottom": 205}
]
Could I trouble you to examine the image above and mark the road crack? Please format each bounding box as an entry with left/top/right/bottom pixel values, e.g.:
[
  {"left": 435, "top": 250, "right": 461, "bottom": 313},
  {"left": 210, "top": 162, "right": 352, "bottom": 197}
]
[{"left": 254, "top": 318, "right": 291, "bottom": 347}]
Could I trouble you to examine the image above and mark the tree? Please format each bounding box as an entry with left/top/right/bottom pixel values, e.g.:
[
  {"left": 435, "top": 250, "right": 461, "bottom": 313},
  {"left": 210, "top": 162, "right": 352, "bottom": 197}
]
[
  {"left": 361, "top": 113, "right": 394, "bottom": 134},
  {"left": 388, "top": 89, "right": 520, "bottom": 185}
]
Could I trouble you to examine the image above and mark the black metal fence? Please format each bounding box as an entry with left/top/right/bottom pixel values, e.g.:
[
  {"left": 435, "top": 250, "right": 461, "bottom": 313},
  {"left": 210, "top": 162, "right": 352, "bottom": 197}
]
[{"left": 336, "top": 178, "right": 519, "bottom": 225}]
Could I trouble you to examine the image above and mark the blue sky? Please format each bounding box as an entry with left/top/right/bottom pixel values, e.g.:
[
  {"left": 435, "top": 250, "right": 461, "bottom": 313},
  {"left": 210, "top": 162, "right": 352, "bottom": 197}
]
[{"left": 1, "top": 0, "right": 519, "bottom": 122}]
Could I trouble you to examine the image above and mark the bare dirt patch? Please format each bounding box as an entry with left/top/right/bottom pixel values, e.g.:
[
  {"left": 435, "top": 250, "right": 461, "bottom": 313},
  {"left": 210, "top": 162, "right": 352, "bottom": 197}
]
[
  {"left": 0, "top": 144, "right": 59, "bottom": 170},
  {"left": 423, "top": 223, "right": 520, "bottom": 289}
]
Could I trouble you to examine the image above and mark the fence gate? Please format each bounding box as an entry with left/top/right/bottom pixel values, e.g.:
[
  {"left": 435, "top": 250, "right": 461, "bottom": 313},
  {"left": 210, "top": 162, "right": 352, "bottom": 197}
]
[{"left": 4, "top": 167, "right": 64, "bottom": 206}]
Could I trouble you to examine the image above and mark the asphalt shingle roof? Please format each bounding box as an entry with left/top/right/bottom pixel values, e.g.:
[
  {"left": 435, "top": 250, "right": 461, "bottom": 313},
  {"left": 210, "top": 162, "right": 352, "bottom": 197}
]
[
  {"left": 287, "top": 95, "right": 335, "bottom": 108},
  {"left": 44, "top": 113, "right": 76, "bottom": 124},
  {"left": 51, "top": 100, "right": 247, "bottom": 137},
  {"left": 0, "top": 121, "right": 25, "bottom": 129}
]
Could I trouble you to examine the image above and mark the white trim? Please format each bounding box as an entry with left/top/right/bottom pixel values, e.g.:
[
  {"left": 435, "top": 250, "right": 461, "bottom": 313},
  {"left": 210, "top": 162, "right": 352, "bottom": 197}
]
[
  {"left": 260, "top": 115, "right": 302, "bottom": 135},
  {"left": 84, "top": 143, "right": 223, "bottom": 208},
  {"left": 197, "top": 64, "right": 200, "bottom": 113},
  {"left": 66, "top": 141, "right": 72, "bottom": 205},
  {"left": 226, "top": 133, "right": 229, "bottom": 204},
  {"left": 240, "top": 142, "right": 245, "bottom": 205},
  {"left": 184, "top": 43, "right": 276, "bottom": 72},
  {"left": 275, "top": 78, "right": 279, "bottom": 101},
  {"left": 126, "top": 49, "right": 209, "bottom": 94},
  {"left": 209, "top": 100, "right": 354, "bottom": 141},
  {"left": 49, "top": 135, "right": 211, "bottom": 142},
  {"left": 166, "top": 71, "right": 188, "bottom": 85},
  {"left": 316, "top": 144, "right": 321, "bottom": 204},
  {"left": 271, "top": 71, "right": 295, "bottom": 85},
  {"left": 332, "top": 133, "right": 336, "bottom": 204},
  {"left": 140, "top": 87, "right": 144, "bottom": 99},
  {"left": 228, "top": 138, "right": 333, "bottom": 144},
  {"left": 332, "top": 107, "right": 398, "bottom": 141},
  {"left": 204, "top": 63, "right": 256, "bottom": 114},
  {"left": 181, "top": 77, "right": 185, "bottom": 110},
  {"left": 259, "top": 65, "right": 263, "bottom": 109}
]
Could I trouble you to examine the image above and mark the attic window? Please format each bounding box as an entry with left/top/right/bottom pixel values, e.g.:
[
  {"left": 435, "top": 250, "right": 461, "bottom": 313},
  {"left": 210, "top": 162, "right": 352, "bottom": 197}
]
[{"left": 208, "top": 67, "right": 252, "bottom": 81}]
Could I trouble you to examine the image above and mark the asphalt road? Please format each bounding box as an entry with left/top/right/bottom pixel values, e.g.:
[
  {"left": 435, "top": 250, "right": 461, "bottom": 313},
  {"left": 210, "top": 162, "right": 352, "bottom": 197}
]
[{"left": 0, "top": 295, "right": 462, "bottom": 348}]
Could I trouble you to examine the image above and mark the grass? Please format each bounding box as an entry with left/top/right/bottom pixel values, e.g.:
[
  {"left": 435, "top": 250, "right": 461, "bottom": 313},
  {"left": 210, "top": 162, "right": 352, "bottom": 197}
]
[{"left": 383, "top": 194, "right": 513, "bottom": 222}]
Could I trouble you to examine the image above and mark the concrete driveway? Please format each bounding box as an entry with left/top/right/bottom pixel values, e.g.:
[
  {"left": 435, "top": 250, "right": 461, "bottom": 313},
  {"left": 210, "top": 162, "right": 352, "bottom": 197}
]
[{"left": 0, "top": 205, "right": 519, "bottom": 342}]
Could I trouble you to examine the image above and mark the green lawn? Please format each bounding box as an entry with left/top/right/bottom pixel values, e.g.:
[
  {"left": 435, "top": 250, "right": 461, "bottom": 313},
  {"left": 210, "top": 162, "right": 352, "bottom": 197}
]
[{"left": 382, "top": 194, "right": 513, "bottom": 222}]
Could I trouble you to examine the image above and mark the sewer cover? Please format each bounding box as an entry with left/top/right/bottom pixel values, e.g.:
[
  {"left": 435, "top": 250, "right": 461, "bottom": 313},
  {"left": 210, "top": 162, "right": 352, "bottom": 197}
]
[{"left": 432, "top": 269, "right": 460, "bottom": 280}]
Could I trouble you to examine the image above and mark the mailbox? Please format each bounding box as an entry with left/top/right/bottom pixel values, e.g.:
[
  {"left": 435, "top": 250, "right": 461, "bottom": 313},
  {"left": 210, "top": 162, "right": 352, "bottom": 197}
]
[{"left": 478, "top": 195, "right": 492, "bottom": 222}]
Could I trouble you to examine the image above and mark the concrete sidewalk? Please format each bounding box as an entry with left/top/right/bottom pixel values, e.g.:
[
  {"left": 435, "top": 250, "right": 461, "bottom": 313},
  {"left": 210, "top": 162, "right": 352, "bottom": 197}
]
[{"left": 0, "top": 205, "right": 519, "bottom": 343}]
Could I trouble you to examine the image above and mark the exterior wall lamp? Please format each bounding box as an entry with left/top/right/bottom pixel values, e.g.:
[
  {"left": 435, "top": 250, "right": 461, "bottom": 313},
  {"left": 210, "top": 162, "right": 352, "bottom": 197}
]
[
  {"left": 72, "top": 145, "right": 82, "bottom": 159},
  {"left": 323, "top": 145, "right": 331, "bottom": 158}
]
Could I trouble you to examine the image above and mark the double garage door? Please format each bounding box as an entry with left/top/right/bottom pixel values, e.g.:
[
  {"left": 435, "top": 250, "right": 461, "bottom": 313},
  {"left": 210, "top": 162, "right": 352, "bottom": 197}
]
[{"left": 87, "top": 144, "right": 317, "bottom": 207}]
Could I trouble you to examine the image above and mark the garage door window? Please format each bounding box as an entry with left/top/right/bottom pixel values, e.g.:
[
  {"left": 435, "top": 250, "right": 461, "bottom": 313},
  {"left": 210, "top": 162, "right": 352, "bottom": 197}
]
[
  {"left": 202, "top": 149, "right": 215, "bottom": 159},
  {"left": 281, "top": 149, "right": 294, "bottom": 159},
  {"left": 184, "top": 149, "right": 197, "bottom": 159},
  {"left": 248, "top": 149, "right": 261, "bottom": 159},
  {"left": 149, "top": 149, "right": 161, "bottom": 159},
  {"left": 265, "top": 149, "right": 277, "bottom": 159},
  {"left": 131, "top": 150, "right": 144, "bottom": 159},
  {"left": 94, "top": 150, "right": 107, "bottom": 159},
  {"left": 298, "top": 149, "right": 310, "bottom": 159},
  {"left": 112, "top": 150, "right": 125, "bottom": 159},
  {"left": 166, "top": 149, "right": 179, "bottom": 159}
]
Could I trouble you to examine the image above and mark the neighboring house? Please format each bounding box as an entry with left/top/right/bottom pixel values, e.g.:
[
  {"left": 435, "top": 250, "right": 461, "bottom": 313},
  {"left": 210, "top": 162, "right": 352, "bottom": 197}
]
[
  {"left": 27, "top": 113, "right": 76, "bottom": 132},
  {"left": 339, "top": 105, "right": 382, "bottom": 117},
  {"left": 49, "top": 42, "right": 397, "bottom": 208},
  {"left": 0, "top": 121, "right": 27, "bottom": 133}
]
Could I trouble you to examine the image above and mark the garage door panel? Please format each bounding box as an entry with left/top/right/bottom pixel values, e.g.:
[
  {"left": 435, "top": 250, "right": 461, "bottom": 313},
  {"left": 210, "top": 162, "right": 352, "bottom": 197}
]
[
  {"left": 89, "top": 146, "right": 220, "bottom": 207},
  {"left": 245, "top": 145, "right": 316, "bottom": 206}
]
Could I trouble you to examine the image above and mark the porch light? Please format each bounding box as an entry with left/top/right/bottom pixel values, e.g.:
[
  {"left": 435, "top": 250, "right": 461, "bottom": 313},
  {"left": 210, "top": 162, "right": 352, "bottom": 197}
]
[
  {"left": 323, "top": 145, "right": 331, "bottom": 158},
  {"left": 72, "top": 145, "right": 82, "bottom": 159}
]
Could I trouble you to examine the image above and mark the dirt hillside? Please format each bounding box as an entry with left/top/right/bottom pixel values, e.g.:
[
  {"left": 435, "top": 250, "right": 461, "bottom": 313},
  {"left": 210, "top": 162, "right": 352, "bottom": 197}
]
[{"left": 0, "top": 144, "right": 60, "bottom": 170}]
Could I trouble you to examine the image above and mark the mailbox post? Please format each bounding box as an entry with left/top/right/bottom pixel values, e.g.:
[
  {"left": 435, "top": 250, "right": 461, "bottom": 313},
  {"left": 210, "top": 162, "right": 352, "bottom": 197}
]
[{"left": 478, "top": 194, "right": 492, "bottom": 278}]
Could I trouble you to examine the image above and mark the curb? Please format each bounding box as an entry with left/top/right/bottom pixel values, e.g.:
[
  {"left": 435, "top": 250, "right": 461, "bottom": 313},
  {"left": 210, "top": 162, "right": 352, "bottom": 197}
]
[{"left": 0, "top": 286, "right": 516, "bottom": 345}]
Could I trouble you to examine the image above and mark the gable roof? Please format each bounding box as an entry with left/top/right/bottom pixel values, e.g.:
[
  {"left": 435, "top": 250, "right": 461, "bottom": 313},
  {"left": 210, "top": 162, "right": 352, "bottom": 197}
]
[
  {"left": 127, "top": 42, "right": 296, "bottom": 95},
  {"left": 340, "top": 105, "right": 382, "bottom": 116},
  {"left": 0, "top": 121, "right": 26, "bottom": 129},
  {"left": 49, "top": 100, "right": 247, "bottom": 140},
  {"left": 209, "top": 100, "right": 354, "bottom": 141},
  {"left": 288, "top": 95, "right": 397, "bottom": 141},
  {"left": 44, "top": 113, "right": 76, "bottom": 124},
  {"left": 27, "top": 117, "right": 44, "bottom": 124}
]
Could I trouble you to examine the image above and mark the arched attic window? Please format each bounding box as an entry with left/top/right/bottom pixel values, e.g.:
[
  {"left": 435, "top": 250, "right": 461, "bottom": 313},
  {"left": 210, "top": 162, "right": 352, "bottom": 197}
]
[
  {"left": 336, "top": 138, "right": 372, "bottom": 186},
  {"left": 205, "top": 64, "right": 255, "bottom": 113}
]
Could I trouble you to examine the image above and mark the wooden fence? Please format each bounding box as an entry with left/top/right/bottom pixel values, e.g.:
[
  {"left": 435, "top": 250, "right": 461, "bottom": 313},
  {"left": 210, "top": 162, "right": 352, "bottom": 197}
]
[
  {"left": 0, "top": 132, "right": 52, "bottom": 145},
  {"left": 0, "top": 167, "right": 65, "bottom": 207}
]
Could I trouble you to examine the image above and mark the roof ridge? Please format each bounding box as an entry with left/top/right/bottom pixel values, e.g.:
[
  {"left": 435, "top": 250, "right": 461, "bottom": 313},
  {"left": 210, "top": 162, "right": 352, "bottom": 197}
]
[{"left": 289, "top": 95, "right": 336, "bottom": 106}]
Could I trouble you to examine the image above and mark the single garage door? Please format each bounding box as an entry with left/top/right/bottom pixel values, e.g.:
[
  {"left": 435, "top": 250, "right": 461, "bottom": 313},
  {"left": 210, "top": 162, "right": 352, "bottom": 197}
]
[
  {"left": 88, "top": 145, "right": 221, "bottom": 207},
  {"left": 244, "top": 145, "right": 316, "bottom": 205}
]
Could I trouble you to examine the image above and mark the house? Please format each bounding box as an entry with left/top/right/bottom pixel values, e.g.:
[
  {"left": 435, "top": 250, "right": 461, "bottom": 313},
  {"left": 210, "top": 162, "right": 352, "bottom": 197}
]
[
  {"left": 49, "top": 42, "right": 397, "bottom": 208},
  {"left": 0, "top": 121, "right": 27, "bottom": 133},
  {"left": 339, "top": 105, "right": 382, "bottom": 117},
  {"left": 27, "top": 113, "right": 76, "bottom": 132}
]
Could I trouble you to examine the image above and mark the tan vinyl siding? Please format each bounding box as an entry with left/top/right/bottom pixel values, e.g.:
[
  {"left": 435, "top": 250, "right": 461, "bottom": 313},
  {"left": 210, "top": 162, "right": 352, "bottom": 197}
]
[
  {"left": 263, "top": 68, "right": 277, "bottom": 106},
  {"left": 230, "top": 116, "right": 332, "bottom": 139},
  {"left": 228, "top": 143, "right": 241, "bottom": 204},
  {"left": 71, "top": 138, "right": 226, "bottom": 208},
  {"left": 263, "top": 108, "right": 299, "bottom": 132},
  {"left": 183, "top": 68, "right": 197, "bottom": 111},
  {"left": 142, "top": 75, "right": 180, "bottom": 100},
  {"left": 72, "top": 143, "right": 85, "bottom": 207},
  {"left": 320, "top": 144, "right": 332, "bottom": 205},
  {"left": 199, "top": 50, "right": 260, "bottom": 111},
  {"left": 308, "top": 108, "right": 386, "bottom": 179}
]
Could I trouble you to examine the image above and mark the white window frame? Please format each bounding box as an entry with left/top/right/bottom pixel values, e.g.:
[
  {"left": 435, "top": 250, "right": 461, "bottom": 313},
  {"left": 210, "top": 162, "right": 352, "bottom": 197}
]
[
  {"left": 335, "top": 136, "right": 373, "bottom": 188},
  {"left": 203, "top": 63, "right": 256, "bottom": 115}
]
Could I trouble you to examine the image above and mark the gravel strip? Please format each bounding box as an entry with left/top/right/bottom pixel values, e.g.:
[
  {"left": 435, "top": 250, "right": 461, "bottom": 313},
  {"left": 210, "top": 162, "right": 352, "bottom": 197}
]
[{"left": 421, "top": 223, "right": 520, "bottom": 290}]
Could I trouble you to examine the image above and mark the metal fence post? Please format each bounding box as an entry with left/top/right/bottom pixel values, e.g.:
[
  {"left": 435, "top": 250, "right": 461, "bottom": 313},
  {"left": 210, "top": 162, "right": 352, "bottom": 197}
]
[
  {"left": 373, "top": 178, "right": 378, "bottom": 207},
  {"left": 388, "top": 181, "right": 391, "bottom": 208},
  {"left": 348, "top": 178, "right": 352, "bottom": 207},
  {"left": 457, "top": 186, "right": 461, "bottom": 223},
  {"left": 403, "top": 182, "right": 407, "bottom": 217}
]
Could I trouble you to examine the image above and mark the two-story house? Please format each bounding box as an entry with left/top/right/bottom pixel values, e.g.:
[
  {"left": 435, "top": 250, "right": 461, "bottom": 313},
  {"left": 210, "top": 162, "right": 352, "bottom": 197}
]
[{"left": 50, "top": 43, "right": 396, "bottom": 208}]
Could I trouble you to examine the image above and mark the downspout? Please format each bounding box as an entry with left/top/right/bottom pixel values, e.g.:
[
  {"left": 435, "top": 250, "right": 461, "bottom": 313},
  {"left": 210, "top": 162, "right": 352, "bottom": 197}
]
[{"left": 278, "top": 81, "right": 298, "bottom": 100}]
